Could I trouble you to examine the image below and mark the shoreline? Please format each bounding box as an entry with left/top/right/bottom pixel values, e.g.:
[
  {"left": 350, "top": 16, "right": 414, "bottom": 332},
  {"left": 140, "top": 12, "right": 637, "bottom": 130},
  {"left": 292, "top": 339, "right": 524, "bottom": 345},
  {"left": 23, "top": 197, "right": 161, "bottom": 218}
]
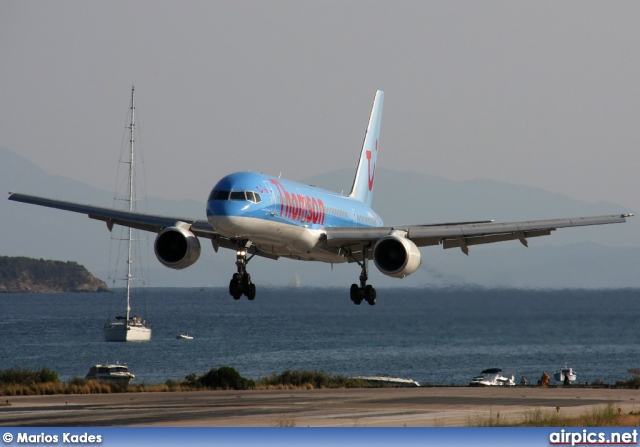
[{"left": 2, "top": 387, "right": 638, "bottom": 427}]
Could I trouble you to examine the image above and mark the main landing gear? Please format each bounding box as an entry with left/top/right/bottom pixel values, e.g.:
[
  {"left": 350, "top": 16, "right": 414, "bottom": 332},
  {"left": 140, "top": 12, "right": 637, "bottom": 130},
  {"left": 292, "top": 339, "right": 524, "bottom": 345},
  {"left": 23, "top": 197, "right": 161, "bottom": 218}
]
[
  {"left": 349, "top": 247, "right": 376, "bottom": 306},
  {"left": 229, "top": 245, "right": 256, "bottom": 300}
]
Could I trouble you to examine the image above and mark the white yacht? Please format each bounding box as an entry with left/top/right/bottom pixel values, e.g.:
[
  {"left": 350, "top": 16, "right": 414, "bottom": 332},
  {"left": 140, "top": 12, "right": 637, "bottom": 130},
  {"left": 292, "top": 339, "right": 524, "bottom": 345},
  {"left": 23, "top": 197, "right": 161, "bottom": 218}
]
[
  {"left": 470, "top": 368, "right": 515, "bottom": 386},
  {"left": 554, "top": 365, "right": 577, "bottom": 383},
  {"left": 85, "top": 363, "right": 135, "bottom": 385},
  {"left": 104, "top": 315, "right": 151, "bottom": 342}
]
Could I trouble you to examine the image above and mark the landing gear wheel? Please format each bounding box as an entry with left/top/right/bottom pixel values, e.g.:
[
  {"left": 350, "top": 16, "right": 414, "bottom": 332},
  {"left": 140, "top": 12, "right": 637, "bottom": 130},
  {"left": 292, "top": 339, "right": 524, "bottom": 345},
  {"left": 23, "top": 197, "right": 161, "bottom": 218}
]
[
  {"left": 364, "top": 285, "right": 376, "bottom": 306},
  {"left": 246, "top": 283, "right": 256, "bottom": 300},
  {"left": 350, "top": 284, "right": 359, "bottom": 301},
  {"left": 350, "top": 284, "right": 362, "bottom": 305},
  {"left": 229, "top": 278, "right": 242, "bottom": 300},
  {"left": 241, "top": 273, "right": 251, "bottom": 288}
]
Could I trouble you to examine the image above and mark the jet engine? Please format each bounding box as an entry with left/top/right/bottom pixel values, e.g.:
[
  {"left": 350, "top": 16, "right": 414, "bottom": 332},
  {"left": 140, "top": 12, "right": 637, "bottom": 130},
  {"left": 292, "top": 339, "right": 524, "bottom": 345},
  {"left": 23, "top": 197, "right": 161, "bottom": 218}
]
[
  {"left": 154, "top": 224, "right": 201, "bottom": 269},
  {"left": 372, "top": 235, "right": 421, "bottom": 278}
]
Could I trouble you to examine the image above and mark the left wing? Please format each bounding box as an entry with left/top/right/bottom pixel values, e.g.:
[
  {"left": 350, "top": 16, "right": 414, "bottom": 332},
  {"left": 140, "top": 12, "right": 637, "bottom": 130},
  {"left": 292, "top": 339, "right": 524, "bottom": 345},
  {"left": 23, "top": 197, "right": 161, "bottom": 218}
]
[
  {"left": 324, "top": 214, "right": 633, "bottom": 256},
  {"left": 8, "top": 192, "right": 215, "bottom": 237},
  {"left": 7, "top": 192, "right": 277, "bottom": 260}
]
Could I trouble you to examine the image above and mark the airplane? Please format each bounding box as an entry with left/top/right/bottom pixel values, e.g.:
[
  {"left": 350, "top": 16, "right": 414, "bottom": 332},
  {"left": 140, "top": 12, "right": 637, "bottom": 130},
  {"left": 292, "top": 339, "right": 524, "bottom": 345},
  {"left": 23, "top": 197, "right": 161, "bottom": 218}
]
[{"left": 8, "top": 90, "right": 633, "bottom": 305}]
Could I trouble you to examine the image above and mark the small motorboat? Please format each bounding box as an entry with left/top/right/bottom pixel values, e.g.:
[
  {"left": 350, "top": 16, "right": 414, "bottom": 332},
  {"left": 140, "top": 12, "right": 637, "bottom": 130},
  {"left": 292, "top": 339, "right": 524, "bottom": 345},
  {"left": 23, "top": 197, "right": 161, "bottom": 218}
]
[
  {"left": 176, "top": 333, "right": 193, "bottom": 340},
  {"left": 353, "top": 375, "right": 420, "bottom": 387},
  {"left": 470, "top": 368, "right": 515, "bottom": 386},
  {"left": 554, "top": 365, "right": 577, "bottom": 383},
  {"left": 85, "top": 363, "right": 135, "bottom": 385}
]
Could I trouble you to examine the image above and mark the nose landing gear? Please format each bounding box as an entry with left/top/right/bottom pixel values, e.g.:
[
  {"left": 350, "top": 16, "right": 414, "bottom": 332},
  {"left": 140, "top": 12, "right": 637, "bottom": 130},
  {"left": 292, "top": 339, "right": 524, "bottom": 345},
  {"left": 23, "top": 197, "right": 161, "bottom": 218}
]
[
  {"left": 349, "top": 246, "right": 376, "bottom": 306},
  {"left": 228, "top": 244, "right": 256, "bottom": 300}
]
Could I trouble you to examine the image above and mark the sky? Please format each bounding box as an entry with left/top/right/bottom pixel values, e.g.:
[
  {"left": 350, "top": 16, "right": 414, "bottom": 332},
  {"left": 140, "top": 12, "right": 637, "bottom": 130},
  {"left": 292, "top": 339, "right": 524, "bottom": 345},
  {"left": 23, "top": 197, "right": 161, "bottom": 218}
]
[{"left": 2, "top": 1, "right": 639, "bottom": 213}]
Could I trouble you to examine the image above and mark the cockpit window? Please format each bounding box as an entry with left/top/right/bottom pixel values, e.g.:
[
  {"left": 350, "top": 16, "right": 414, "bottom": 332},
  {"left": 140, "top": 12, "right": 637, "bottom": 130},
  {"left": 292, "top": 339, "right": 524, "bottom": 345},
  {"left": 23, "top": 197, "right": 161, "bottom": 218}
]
[
  {"left": 210, "top": 189, "right": 262, "bottom": 204},
  {"left": 209, "top": 190, "right": 230, "bottom": 200}
]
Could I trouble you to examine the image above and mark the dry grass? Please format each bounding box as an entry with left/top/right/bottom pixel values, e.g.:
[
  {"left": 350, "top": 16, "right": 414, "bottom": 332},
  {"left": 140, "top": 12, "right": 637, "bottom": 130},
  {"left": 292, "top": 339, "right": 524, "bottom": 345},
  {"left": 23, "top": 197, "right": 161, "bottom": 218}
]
[
  {"left": 0, "top": 380, "right": 201, "bottom": 396},
  {"left": 470, "top": 403, "right": 640, "bottom": 427},
  {"left": 271, "top": 416, "right": 297, "bottom": 427},
  {"left": 255, "top": 383, "right": 316, "bottom": 391}
]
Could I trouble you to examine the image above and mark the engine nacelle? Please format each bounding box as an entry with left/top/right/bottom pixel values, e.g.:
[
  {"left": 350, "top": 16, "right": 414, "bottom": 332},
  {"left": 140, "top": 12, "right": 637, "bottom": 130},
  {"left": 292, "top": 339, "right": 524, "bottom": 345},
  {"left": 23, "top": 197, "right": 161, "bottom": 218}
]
[
  {"left": 373, "top": 235, "right": 421, "bottom": 278},
  {"left": 154, "top": 224, "right": 201, "bottom": 270}
]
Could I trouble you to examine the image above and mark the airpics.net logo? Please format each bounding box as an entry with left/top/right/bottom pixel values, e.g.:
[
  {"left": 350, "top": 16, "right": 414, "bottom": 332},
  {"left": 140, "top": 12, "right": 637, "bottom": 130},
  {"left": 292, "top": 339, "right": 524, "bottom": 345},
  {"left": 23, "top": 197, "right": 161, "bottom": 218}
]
[
  {"left": 549, "top": 429, "right": 638, "bottom": 446},
  {"left": 3, "top": 432, "right": 103, "bottom": 444}
]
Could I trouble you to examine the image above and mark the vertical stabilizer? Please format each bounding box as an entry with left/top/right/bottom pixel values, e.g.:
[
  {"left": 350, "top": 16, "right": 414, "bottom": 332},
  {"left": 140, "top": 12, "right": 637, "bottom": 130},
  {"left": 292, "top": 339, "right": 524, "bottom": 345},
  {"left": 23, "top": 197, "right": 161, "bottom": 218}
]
[{"left": 349, "top": 90, "right": 384, "bottom": 207}]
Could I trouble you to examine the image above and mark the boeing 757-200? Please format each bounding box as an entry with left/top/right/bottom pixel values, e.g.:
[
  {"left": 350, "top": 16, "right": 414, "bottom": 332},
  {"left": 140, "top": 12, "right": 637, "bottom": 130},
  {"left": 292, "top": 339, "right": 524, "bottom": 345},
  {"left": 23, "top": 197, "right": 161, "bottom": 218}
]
[{"left": 8, "top": 90, "right": 633, "bottom": 305}]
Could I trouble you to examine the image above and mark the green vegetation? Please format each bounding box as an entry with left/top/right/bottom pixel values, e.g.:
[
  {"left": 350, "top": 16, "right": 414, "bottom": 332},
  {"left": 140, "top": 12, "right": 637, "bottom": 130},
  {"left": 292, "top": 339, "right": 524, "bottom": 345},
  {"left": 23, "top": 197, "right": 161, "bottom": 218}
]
[
  {"left": 0, "top": 256, "right": 108, "bottom": 292},
  {"left": 0, "top": 366, "right": 371, "bottom": 396},
  {"left": 0, "top": 367, "right": 60, "bottom": 385},
  {"left": 256, "top": 369, "right": 366, "bottom": 389},
  {"left": 617, "top": 375, "right": 640, "bottom": 388},
  {"left": 181, "top": 367, "right": 366, "bottom": 390},
  {"left": 184, "top": 366, "right": 255, "bottom": 390}
]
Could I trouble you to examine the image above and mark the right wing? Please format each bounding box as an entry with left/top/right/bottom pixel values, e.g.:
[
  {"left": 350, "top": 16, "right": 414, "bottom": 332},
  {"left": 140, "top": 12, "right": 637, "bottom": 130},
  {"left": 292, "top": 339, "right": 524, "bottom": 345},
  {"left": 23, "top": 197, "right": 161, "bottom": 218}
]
[{"left": 324, "top": 214, "right": 633, "bottom": 258}]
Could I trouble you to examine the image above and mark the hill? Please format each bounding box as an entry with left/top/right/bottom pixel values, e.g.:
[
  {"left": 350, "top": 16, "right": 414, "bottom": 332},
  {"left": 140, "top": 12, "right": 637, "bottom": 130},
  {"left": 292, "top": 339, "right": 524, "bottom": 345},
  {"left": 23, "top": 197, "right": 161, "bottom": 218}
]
[{"left": 0, "top": 256, "right": 108, "bottom": 293}]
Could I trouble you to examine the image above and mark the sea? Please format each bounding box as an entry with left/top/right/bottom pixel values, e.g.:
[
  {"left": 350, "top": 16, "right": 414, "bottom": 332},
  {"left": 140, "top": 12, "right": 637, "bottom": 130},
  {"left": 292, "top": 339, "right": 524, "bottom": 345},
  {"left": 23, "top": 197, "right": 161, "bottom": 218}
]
[{"left": 1, "top": 287, "right": 639, "bottom": 387}]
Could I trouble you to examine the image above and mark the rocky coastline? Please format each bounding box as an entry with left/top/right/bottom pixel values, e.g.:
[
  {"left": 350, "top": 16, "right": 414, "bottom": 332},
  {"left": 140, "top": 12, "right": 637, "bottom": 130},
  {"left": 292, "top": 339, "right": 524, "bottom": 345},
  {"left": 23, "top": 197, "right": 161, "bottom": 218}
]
[{"left": 0, "top": 256, "right": 108, "bottom": 293}]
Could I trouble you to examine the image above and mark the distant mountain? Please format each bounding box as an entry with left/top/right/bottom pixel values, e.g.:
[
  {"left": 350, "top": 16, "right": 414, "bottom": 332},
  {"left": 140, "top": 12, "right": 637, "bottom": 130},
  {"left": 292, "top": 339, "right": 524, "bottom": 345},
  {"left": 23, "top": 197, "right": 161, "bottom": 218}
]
[
  {"left": 0, "top": 256, "right": 107, "bottom": 293},
  {"left": 2, "top": 145, "right": 638, "bottom": 289}
]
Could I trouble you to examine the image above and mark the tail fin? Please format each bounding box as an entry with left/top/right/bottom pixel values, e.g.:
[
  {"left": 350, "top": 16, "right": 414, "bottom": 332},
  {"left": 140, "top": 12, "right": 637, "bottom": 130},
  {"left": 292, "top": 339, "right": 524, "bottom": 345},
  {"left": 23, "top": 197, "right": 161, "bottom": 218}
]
[{"left": 349, "top": 90, "right": 384, "bottom": 207}]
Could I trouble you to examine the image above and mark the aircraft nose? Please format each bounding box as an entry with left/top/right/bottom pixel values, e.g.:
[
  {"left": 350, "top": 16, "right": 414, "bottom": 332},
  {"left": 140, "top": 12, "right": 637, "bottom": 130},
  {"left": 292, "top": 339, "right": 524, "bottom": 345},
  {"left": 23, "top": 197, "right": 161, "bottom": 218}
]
[{"left": 206, "top": 199, "right": 251, "bottom": 236}]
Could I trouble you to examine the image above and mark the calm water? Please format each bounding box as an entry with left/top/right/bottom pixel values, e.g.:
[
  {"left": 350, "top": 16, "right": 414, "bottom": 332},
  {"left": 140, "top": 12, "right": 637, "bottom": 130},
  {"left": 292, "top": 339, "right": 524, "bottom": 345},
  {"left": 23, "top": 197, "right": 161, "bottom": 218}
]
[{"left": 1, "top": 288, "right": 639, "bottom": 386}]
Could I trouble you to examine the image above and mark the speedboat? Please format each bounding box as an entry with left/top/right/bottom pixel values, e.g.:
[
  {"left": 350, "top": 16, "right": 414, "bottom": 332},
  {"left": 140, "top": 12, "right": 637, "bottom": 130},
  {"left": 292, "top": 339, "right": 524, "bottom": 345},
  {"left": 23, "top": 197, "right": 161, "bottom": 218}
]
[
  {"left": 85, "top": 363, "right": 135, "bottom": 385},
  {"left": 176, "top": 333, "right": 194, "bottom": 340},
  {"left": 554, "top": 365, "right": 577, "bottom": 383},
  {"left": 470, "top": 368, "right": 515, "bottom": 386},
  {"left": 353, "top": 375, "right": 420, "bottom": 387}
]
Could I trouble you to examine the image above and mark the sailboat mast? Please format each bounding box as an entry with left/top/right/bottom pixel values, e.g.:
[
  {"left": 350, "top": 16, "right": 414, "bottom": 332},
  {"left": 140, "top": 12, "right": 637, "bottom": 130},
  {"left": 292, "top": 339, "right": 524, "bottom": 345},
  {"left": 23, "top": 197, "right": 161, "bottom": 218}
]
[{"left": 125, "top": 86, "right": 136, "bottom": 323}]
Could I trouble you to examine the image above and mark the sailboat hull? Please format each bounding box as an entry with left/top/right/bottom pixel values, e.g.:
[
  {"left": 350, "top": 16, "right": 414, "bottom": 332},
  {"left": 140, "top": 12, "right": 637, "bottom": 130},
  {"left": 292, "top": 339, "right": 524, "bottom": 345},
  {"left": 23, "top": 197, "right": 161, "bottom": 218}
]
[{"left": 104, "top": 323, "right": 151, "bottom": 342}]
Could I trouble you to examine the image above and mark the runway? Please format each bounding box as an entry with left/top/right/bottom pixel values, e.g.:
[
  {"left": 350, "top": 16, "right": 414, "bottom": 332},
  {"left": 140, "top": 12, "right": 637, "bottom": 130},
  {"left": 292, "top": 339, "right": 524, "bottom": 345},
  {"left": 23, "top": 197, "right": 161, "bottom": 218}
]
[{"left": 1, "top": 387, "right": 637, "bottom": 427}]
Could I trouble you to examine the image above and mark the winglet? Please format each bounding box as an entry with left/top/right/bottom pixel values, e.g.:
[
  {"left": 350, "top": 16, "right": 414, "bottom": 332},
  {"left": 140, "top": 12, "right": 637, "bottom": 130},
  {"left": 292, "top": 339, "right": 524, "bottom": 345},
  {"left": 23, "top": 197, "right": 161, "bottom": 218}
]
[{"left": 349, "top": 90, "right": 384, "bottom": 207}]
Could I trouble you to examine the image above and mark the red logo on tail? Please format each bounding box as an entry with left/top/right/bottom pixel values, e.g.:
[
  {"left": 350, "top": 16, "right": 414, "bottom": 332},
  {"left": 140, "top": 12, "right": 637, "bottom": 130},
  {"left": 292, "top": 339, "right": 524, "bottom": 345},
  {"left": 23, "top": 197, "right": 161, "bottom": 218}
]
[{"left": 365, "top": 139, "right": 378, "bottom": 191}]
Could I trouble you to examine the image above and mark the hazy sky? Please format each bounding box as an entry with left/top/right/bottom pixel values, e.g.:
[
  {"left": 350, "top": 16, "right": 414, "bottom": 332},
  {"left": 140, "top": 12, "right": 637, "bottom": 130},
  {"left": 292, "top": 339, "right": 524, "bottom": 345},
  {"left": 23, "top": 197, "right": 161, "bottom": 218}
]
[{"left": 3, "top": 1, "right": 639, "bottom": 212}]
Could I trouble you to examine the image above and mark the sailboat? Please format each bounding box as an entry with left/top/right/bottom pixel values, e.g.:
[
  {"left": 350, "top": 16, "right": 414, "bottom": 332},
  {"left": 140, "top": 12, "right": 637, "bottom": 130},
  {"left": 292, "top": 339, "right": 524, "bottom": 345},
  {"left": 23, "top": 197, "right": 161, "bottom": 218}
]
[{"left": 103, "top": 86, "right": 152, "bottom": 342}]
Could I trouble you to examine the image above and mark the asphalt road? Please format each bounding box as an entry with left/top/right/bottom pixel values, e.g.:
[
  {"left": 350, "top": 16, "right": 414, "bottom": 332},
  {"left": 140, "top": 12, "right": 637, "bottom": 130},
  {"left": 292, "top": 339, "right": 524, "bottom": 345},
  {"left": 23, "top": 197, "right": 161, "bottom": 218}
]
[{"left": 1, "top": 387, "right": 637, "bottom": 427}]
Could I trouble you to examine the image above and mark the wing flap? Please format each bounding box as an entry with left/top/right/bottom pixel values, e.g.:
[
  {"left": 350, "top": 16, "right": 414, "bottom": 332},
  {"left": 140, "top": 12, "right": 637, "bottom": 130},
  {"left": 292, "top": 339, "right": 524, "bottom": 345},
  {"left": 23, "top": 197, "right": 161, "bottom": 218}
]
[
  {"left": 324, "top": 227, "right": 392, "bottom": 244},
  {"left": 442, "top": 229, "right": 552, "bottom": 250}
]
